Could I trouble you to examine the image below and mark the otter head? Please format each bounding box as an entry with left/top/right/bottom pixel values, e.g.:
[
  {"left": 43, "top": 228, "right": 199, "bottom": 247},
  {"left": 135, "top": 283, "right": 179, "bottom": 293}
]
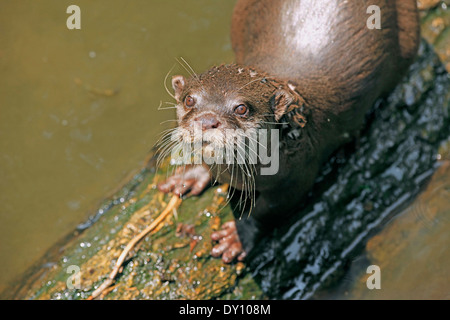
[
  {"left": 170, "top": 64, "right": 306, "bottom": 149},
  {"left": 165, "top": 64, "right": 307, "bottom": 206}
]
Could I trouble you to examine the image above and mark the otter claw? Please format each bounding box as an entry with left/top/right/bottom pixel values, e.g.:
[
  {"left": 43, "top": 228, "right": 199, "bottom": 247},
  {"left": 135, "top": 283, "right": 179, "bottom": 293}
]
[
  {"left": 157, "top": 165, "right": 211, "bottom": 197},
  {"left": 211, "top": 221, "right": 245, "bottom": 263}
]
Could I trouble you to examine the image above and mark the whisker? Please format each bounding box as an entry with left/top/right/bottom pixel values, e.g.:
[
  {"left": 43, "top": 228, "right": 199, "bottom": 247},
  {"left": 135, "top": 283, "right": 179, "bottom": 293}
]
[
  {"left": 235, "top": 77, "right": 267, "bottom": 93},
  {"left": 244, "top": 133, "right": 267, "bottom": 153},
  {"left": 259, "top": 121, "right": 289, "bottom": 125},
  {"left": 180, "top": 57, "right": 200, "bottom": 82},
  {"left": 235, "top": 143, "right": 255, "bottom": 213},
  {"left": 157, "top": 100, "right": 178, "bottom": 111},
  {"left": 159, "top": 119, "right": 179, "bottom": 125},
  {"left": 175, "top": 57, "right": 195, "bottom": 79},
  {"left": 154, "top": 127, "right": 177, "bottom": 143},
  {"left": 163, "top": 64, "right": 176, "bottom": 100}
]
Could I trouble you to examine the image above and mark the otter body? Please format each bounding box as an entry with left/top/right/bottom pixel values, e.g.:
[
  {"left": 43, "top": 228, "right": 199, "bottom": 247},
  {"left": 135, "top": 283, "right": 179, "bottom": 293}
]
[
  {"left": 158, "top": 0, "right": 420, "bottom": 262},
  {"left": 232, "top": 0, "right": 419, "bottom": 162}
]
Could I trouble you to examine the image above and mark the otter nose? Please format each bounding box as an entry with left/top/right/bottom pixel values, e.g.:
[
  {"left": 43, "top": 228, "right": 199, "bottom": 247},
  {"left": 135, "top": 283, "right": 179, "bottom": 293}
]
[{"left": 194, "top": 114, "right": 221, "bottom": 130}]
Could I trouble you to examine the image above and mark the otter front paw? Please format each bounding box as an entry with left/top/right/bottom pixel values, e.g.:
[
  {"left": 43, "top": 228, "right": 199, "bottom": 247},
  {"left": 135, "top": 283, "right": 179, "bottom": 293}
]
[
  {"left": 211, "top": 221, "right": 246, "bottom": 263},
  {"left": 158, "top": 165, "right": 211, "bottom": 197}
]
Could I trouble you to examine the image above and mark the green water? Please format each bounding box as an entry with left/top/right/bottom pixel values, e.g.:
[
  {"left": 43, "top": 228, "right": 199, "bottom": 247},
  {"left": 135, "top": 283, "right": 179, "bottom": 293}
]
[{"left": 0, "top": 0, "right": 235, "bottom": 292}]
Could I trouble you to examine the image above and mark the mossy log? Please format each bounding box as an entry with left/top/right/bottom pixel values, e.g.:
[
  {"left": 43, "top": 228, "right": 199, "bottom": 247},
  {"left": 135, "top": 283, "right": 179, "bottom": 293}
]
[
  {"left": 7, "top": 161, "right": 264, "bottom": 300},
  {"left": 5, "top": 2, "right": 450, "bottom": 300}
]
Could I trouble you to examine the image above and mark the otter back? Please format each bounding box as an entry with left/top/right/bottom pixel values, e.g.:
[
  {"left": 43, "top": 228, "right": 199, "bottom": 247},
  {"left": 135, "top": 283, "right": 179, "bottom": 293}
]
[{"left": 231, "top": 0, "right": 419, "bottom": 132}]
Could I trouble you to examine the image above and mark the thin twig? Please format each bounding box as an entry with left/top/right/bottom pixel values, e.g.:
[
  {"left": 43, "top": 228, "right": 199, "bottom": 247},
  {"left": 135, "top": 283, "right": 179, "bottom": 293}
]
[{"left": 87, "top": 195, "right": 182, "bottom": 300}]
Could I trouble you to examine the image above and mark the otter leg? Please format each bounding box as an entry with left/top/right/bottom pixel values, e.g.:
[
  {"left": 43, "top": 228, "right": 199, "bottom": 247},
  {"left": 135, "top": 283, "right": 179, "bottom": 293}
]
[
  {"left": 211, "top": 221, "right": 247, "bottom": 263},
  {"left": 157, "top": 164, "right": 211, "bottom": 197}
]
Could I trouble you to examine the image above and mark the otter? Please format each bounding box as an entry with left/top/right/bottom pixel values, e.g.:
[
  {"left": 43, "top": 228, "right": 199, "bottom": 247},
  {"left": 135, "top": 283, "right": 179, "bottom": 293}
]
[{"left": 157, "top": 0, "right": 420, "bottom": 263}]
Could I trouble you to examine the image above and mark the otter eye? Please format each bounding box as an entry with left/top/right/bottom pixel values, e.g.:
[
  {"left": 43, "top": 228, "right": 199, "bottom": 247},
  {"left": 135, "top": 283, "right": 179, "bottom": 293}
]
[
  {"left": 234, "top": 104, "right": 248, "bottom": 116},
  {"left": 185, "top": 95, "right": 195, "bottom": 108}
]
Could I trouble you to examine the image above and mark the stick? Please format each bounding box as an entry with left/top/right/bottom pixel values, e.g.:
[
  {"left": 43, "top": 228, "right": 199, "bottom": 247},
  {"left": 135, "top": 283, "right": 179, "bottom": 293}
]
[{"left": 87, "top": 195, "right": 182, "bottom": 300}]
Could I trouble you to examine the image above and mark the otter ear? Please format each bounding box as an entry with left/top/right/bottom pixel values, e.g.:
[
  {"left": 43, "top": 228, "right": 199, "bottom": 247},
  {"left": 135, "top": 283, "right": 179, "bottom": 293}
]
[
  {"left": 272, "top": 89, "right": 295, "bottom": 121},
  {"left": 272, "top": 86, "right": 307, "bottom": 128},
  {"left": 171, "top": 75, "right": 186, "bottom": 101}
]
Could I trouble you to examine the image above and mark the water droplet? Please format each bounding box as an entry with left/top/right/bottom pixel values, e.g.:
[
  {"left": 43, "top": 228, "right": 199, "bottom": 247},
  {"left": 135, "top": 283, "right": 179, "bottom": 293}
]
[{"left": 53, "top": 292, "right": 62, "bottom": 300}]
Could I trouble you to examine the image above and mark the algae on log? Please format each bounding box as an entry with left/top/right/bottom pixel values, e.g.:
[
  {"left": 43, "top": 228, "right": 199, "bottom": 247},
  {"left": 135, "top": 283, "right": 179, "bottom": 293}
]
[
  {"left": 420, "top": 0, "right": 450, "bottom": 72},
  {"left": 6, "top": 4, "right": 450, "bottom": 300},
  {"left": 8, "top": 162, "right": 264, "bottom": 300}
]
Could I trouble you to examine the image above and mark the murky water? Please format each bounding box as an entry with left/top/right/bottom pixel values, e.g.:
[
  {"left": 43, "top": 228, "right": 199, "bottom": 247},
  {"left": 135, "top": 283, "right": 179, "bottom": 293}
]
[
  {"left": 315, "top": 152, "right": 450, "bottom": 300},
  {"left": 0, "top": 0, "right": 235, "bottom": 292}
]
